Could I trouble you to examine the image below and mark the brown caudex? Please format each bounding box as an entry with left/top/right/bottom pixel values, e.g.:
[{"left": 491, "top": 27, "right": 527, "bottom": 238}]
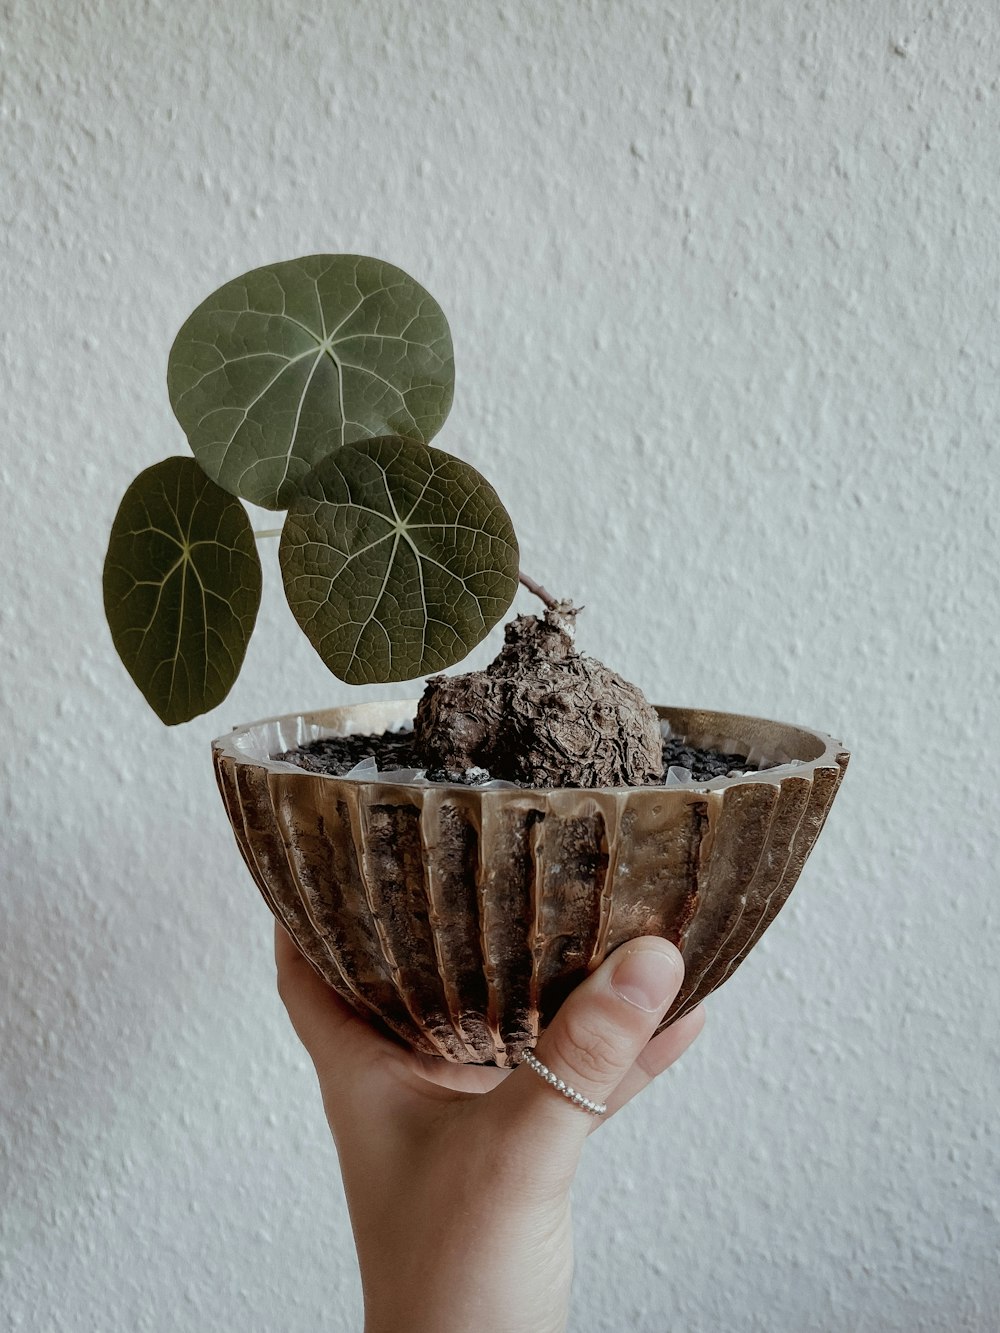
[{"left": 213, "top": 702, "right": 849, "bottom": 1066}]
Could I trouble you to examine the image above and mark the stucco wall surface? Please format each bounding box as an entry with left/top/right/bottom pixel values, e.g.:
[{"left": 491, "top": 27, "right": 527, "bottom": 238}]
[{"left": 2, "top": 2, "right": 997, "bottom": 1329}]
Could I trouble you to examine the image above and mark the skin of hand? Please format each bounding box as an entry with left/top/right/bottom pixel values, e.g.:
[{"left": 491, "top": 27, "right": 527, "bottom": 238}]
[{"left": 275, "top": 923, "right": 705, "bottom": 1333}]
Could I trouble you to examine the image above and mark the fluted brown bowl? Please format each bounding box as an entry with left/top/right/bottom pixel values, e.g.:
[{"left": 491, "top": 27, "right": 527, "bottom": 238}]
[{"left": 212, "top": 702, "right": 849, "bottom": 1066}]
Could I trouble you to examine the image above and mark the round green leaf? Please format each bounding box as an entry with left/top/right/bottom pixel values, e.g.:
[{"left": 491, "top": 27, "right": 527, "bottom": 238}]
[
  {"left": 167, "top": 254, "right": 455, "bottom": 511},
  {"left": 280, "top": 437, "right": 519, "bottom": 685},
  {"left": 103, "top": 457, "right": 262, "bottom": 725}
]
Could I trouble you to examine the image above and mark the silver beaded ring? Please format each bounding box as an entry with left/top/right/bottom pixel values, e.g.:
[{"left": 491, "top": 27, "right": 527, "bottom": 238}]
[{"left": 518, "top": 1049, "right": 608, "bottom": 1116}]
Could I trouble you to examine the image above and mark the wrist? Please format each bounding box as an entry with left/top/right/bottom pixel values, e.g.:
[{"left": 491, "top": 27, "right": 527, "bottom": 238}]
[{"left": 357, "top": 1198, "right": 574, "bottom": 1333}]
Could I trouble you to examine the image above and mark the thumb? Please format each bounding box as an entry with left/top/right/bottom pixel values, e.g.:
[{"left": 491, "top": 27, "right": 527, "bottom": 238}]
[{"left": 491, "top": 938, "right": 684, "bottom": 1158}]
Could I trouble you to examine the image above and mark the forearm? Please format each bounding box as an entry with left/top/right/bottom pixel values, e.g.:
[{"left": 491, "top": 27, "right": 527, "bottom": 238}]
[{"left": 364, "top": 1280, "right": 570, "bottom": 1333}]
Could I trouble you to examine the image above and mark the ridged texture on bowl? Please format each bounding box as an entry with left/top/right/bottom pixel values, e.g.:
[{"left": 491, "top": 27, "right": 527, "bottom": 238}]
[{"left": 213, "top": 703, "right": 849, "bottom": 1065}]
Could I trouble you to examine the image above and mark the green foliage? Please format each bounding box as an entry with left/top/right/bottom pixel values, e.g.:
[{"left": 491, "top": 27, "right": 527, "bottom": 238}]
[
  {"left": 167, "top": 254, "right": 454, "bottom": 510},
  {"left": 105, "top": 255, "right": 518, "bottom": 723},
  {"left": 103, "top": 457, "right": 262, "bottom": 724},
  {"left": 280, "top": 436, "right": 519, "bottom": 685}
]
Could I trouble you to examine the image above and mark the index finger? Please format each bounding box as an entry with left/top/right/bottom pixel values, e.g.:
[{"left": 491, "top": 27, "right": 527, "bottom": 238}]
[{"left": 274, "top": 923, "right": 400, "bottom": 1102}]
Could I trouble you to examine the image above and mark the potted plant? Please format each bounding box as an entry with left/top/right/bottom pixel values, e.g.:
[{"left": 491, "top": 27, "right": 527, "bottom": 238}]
[{"left": 103, "top": 253, "right": 849, "bottom": 1066}]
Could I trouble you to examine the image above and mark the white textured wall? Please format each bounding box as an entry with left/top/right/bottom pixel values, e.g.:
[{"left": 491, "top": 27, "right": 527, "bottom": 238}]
[{"left": 3, "top": 2, "right": 997, "bottom": 1329}]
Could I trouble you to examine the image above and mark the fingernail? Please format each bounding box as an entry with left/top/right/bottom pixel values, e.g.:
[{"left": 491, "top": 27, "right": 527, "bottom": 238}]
[{"left": 610, "top": 945, "right": 680, "bottom": 1012}]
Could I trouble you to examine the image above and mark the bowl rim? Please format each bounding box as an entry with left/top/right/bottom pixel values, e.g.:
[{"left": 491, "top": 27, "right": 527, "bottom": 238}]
[{"left": 212, "top": 700, "right": 849, "bottom": 796}]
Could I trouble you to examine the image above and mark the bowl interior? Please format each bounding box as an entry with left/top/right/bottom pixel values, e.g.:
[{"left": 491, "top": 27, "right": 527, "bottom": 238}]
[{"left": 217, "top": 701, "right": 841, "bottom": 790}]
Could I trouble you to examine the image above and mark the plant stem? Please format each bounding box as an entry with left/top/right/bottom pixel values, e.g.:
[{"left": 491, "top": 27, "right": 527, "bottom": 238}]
[
  {"left": 254, "top": 528, "right": 282, "bottom": 540},
  {"left": 518, "top": 570, "right": 559, "bottom": 610}
]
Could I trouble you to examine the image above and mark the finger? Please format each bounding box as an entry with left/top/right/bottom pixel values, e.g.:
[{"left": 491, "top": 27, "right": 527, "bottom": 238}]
[
  {"left": 402, "top": 1048, "right": 510, "bottom": 1095},
  {"left": 491, "top": 938, "right": 684, "bottom": 1157},
  {"left": 274, "top": 923, "right": 399, "bottom": 1100},
  {"left": 591, "top": 1003, "right": 706, "bottom": 1130}
]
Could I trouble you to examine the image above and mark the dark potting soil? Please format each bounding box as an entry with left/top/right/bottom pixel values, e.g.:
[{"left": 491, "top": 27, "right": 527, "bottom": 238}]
[{"left": 275, "top": 730, "right": 758, "bottom": 787}]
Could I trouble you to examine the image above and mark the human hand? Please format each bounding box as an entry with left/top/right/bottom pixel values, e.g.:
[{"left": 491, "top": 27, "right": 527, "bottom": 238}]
[{"left": 275, "top": 924, "right": 705, "bottom": 1333}]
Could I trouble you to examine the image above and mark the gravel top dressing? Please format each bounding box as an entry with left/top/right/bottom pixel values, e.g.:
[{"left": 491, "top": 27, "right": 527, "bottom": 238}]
[{"left": 275, "top": 729, "right": 758, "bottom": 787}]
